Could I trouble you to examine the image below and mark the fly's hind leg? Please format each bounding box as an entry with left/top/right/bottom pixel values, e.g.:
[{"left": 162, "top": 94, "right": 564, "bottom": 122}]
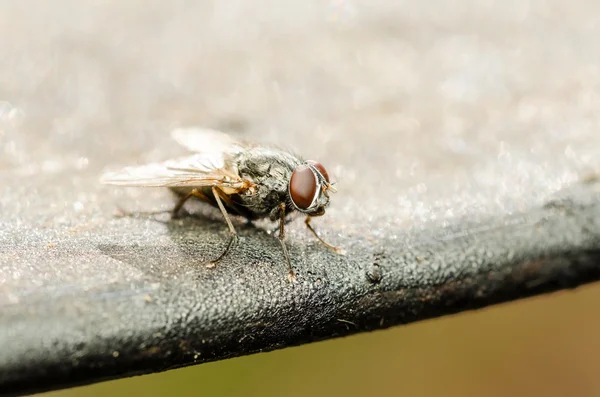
[
  {"left": 114, "top": 207, "right": 172, "bottom": 219},
  {"left": 204, "top": 186, "right": 239, "bottom": 268},
  {"left": 171, "top": 188, "right": 211, "bottom": 219},
  {"left": 305, "top": 216, "right": 343, "bottom": 254},
  {"left": 115, "top": 188, "right": 210, "bottom": 220}
]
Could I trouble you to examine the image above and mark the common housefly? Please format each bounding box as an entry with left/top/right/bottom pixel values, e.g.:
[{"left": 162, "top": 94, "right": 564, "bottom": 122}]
[{"left": 100, "top": 127, "right": 341, "bottom": 280}]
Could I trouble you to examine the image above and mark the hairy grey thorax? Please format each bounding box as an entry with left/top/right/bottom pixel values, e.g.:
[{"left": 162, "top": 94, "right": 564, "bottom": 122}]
[{"left": 236, "top": 147, "right": 303, "bottom": 220}]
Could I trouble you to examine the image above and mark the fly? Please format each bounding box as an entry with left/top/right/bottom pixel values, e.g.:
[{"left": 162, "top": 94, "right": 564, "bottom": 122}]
[{"left": 100, "top": 127, "right": 341, "bottom": 281}]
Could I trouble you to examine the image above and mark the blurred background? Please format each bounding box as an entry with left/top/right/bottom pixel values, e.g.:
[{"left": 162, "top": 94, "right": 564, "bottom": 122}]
[{"left": 2, "top": 1, "right": 600, "bottom": 396}]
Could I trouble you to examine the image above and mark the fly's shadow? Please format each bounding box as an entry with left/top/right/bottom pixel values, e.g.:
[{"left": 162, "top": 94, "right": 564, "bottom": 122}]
[{"left": 97, "top": 208, "right": 298, "bottom": 283}]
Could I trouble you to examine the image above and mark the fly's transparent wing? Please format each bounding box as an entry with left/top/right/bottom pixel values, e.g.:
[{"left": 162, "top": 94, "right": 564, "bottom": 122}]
[
  {"left": 101, "top": 127, "right": 252, "bottom": 189},
  {"left": 170, "top": 127, "right": 247, "bottom": 155},
  {"left": 100, "top": 154, "right": 245, "bottom": 188}
]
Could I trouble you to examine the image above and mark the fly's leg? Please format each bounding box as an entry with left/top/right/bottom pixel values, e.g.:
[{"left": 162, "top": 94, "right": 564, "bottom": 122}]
[
  {"left": 211, "top": 187, "right": 246, "bottom": 217},
  {"left": 173, "top": 186, "right": 247, "bottom": 218},
  {"left": 204, "top": 186, "right": 239, "bottom": 268},
  {"left": 171, "top": 189, "right": 211, "bottom": 219},
  {"left": 270, "top": 214, "right": 294, "bottom": 236},
  {"left": 173, "top": 187, "right": 238, "bottom": 267},
  {"left": 114, "top": 208, "right": 172, "bottom": 218},
  {"left": 115, "top": 188, "right": 210, "bottom": 219},
  {"left": 305, "top": 216, "right": 343, "bottom": 254},
  {"left": 278, "top": 203, "right": 296, "bottom": 282}
]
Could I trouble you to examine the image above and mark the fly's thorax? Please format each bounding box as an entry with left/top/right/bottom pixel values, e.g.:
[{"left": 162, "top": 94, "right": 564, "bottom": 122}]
[
  {"left": 236, "top": 147, "right": 301, "bottom": 176},
  {"left": 235, "top": 146, "right": 303, "bottom": 218}
]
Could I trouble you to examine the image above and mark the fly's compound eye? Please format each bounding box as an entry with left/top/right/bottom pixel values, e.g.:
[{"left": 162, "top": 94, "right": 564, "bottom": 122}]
[
  {"left": 289, "top": 165, "right": 318, "bottom": 210},
  {"left": 307, "top": 160, "right": 330, "bottom": 183}
]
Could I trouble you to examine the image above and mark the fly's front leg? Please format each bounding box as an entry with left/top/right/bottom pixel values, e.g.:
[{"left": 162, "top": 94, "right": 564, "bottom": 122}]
[
  {"left": 305, "top": 216, "right": 343, "bottom": 254},
  {"left": 277, "top": 203, "right": 296, "bottom": 282},
  {"left": 205, "top": 186, "right": 239, "bottom": 267},
  {"left": 269, "top": 214, "right": 294, "bottom": 236}
]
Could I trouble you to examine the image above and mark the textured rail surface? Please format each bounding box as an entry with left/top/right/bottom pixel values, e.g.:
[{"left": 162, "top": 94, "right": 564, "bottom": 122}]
[{"left": 2, "top": 1, "right": 600, "bottom": 395}]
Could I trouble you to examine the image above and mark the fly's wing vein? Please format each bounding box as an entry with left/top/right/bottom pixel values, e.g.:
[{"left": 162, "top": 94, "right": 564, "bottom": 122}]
[
  {"left": 101, "top": 127, "right": 252, "bottom": 188},
  {"left": 100, "top": 154, "right": 245, "bottom": 188}
]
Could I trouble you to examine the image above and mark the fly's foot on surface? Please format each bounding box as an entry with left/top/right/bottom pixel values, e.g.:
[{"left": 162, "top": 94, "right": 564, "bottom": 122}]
[
  {"left": 287, "top": 269, "right": 298, "bottom": 284},
  {"left": 204, "top": 232, "right": 239, "bottom": 268}
]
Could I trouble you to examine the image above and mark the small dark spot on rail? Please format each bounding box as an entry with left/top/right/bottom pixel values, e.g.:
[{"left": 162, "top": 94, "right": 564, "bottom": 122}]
[
  {"left": 366, "top": 263, "right": 382, "bottom": 284},
  {"left": 367, "top": 250, "right": 385, "bottom": 284}
]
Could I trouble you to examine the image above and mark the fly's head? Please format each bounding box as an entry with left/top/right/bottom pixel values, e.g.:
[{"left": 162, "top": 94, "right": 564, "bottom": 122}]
[{"left": 288, "top": 160, "right": 336, "bottom": 216}]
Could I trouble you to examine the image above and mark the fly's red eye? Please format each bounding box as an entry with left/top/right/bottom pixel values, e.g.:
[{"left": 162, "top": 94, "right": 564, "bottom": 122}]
[
  {"left": 289, "top": 165, "right": 317, "bottom": 210},
  {"left": 307, "top": 160, "right": 330, "bottom": 183}
]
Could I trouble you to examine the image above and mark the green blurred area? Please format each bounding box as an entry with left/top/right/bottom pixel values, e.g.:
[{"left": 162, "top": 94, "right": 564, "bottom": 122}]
[{"left": 43, "top": 284, "right": 600, "bottom": 397}]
